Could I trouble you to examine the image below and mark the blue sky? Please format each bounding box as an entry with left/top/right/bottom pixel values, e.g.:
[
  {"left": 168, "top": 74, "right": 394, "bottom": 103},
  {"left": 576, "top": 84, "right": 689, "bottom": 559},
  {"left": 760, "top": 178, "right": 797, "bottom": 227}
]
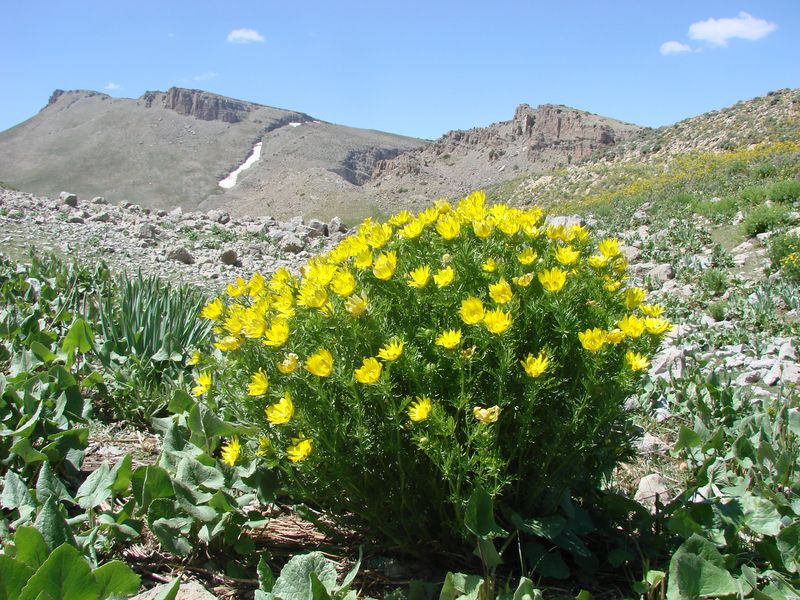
[{"left": 2, "top": 1, "right": 798, "bottom": 139}]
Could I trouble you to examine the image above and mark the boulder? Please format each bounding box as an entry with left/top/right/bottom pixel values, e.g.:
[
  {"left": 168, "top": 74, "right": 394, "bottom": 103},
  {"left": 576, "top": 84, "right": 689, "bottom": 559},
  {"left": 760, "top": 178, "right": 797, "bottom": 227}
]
[
  {"left": 90, "top": 196, "right": 107, "bottom": 204},
  {"left": 220, "top": 249, "right": 240, "bottom": 266},
  {"left": 60, "top": 191, "right": 78, "bottom": 207},
  {"left": 167, "top": 247, "right": 195, "bottom": 264},
  {"left": 129, "top": 580, "right": 217, "bottom": 600},
  {"left": 635, "top": 473, "right": 671, "bottom": 509},
  {"left": 307, "top": 218, "right": 329, "bottom": 237},
  {"left": 329, "top": 216, "right": 348, "bottom": 234},
  {"left": 279, "top": 234, "right": 305, "bottom": 254}
]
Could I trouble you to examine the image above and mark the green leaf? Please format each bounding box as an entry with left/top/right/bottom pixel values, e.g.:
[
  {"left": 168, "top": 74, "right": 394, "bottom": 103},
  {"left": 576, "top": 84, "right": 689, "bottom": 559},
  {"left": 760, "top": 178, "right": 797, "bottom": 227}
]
[
  {"left": 172, "top": 481, "right": 217, "bottom": 522},
  {"left": 512, "top": 577, "right": 542, "bottom": 600},
  {"left": 33, "top": 498, "right": 76, "bottom": 552},
  {"left": 108, "top": 454, "right": 132, "bottom": 495},
  {"left": 75, "top": 463, "right": 113, "bottom": 510},
  {"left": 35, "top": 462, "right": 73, "bottom": 505},
  {"left": 1, "top": 470, "right": 36, "bottom": 511},
  {"left": 525, "top": 541, "right": 570, "bottom": 580},
  {"left": 18, "top": 543, "right": 98, "bottom": 600},
  {"left": 777, "top": 523, "right": 800, "bottom": 573},
  {"left": 271, "top": 553, "right": 338, "bottom": 600},
  {"left": 14, "top": 526, "right": 48, "bottom": 570},
  {"left": 167, "top": 390, "right": 194, "bottom": 414},
  {"left": 60, "top": 319, "right": 94, "bottom": 357},
  {"left": 666, "top": 553, "right": 737, "bottom": 600},
  {"left": 257, "top": 557, "right": 275, "bottom": 593},
  {"left": 151, "top": 578, "right": 181, "bottom": 600},
  {"left": 742, "top": 495, "right": 782, "bottom": 537},
  {"left": 474, "top": 538, "right": 502, "bottom": 569},
  {"left": 175, "top": 456, "right": 224, "bottom": 490},
  {"left": 439, "top": 572, "right": 484, "bottom": 600},
  {"left": 10, "top": 439, "right": 48, "bottom": 465},
  {"left": 671, "top": 426, "right": 702, "bottom": 455},
  {"left": 0, "top": 401, "right": 43, "bottom": 439},
  {"left": 29, "top": 342, "right": 56, "bottom": 364},
  {"left": 309, "top": 572, "right": 333, "bottom": 600},
  {"left": 149, "top": 517, "right": 193, "bottom": 557},
  {"left": 464, "top": 488, "right": 507, "bottom": 540},
  {"left": 511, "top": 513, "right": 566, "bottom": 540},
  {"left": 131, "top": 465, "right": 174, "bottom": 511},
  {"left": 93, "top": 560, "right": 141, "bottom": 599},
  {"left": 340, "top": 547, "right": 362, "bottom": 591},
  {"left": 0, "top": 555, "right": 34, "bottom": 600},
  {"left": 188, "top": 404, "right": 238, "bottom": 453}
]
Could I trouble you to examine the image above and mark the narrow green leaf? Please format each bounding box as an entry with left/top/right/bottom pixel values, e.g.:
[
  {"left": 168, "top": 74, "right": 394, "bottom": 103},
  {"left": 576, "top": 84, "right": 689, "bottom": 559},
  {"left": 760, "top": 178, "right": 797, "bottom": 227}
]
[
  {"left": 152, "top": 578, "right": 181, "bottom": 600},
  {"left": 257, "top": 557, "right": 275, "bottom": 593},
  {"left": 340, "top": 547, "right": 362, "bottom": 591},
  {"left": 14, "top": 526, "right": 48, "bottom": 570},
  {"left": 93, "top": 560, "right": 141, "bottom": 598},
  {"left": 309, "top": 572, "right": 333, "bottom": 600},
  {"left": 18, "top": 543, "right": 98, "bottom": 600}
]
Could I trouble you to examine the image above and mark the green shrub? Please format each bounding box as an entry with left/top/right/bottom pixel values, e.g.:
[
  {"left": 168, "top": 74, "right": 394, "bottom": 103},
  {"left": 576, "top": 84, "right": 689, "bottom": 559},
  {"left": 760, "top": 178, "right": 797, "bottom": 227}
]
[
  {"left": 769, "top": 233, "right": 800, "bottom": 283},
  {"left": 202, "top": 193, "right": 670, "bottom": 556},
  {"left": 768, "top": 179, "right": 800, "bottom": 203},
  {"left": 738, "top": 186, "right": 769, "bottom": 206},
  {"left": 743, "top": 204, "right": 792, "bottom": 236},
  {"left": 700, "top": 268, "right": 729, "bottom": 296},
  {"left": 707, "top": 301, "right": 727, "bottom": 321},
  {"left": 692, "top": 195, "right": 739, "bottom": 221}
]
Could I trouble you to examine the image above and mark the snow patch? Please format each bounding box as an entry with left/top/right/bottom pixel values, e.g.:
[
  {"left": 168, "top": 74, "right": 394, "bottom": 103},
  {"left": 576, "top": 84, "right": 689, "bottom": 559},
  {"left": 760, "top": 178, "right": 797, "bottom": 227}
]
[
  {"left": 219, "top": 142, "right": 262, "bottom": 189},
  {"left": 289, "top": 122, "right": 302, "bottom": 128}
]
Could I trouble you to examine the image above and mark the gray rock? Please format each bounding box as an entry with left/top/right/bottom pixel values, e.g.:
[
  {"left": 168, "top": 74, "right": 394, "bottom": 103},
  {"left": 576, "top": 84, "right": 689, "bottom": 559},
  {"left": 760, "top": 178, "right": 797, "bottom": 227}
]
[
  {"left": 66, "top": 215, "right": 85, "bottom": 224},
  {"left": 167, "top": 207, "right": 184, "bottom": 223},
  {"left": 649, "top": 347, "right": 685, "bottom": 379},
  {"left": 279, "top": 234, "right": 305, "bottom": 254},
  {"left": 620, "top": 244, "right": 641, "bottom": 262},
  {"left": 647, "top": 263, "right": 675, "bottom": 283},
  {"left": 636, "top": 432, "right": 669, "bottom": 454},
  {"left": 307, "top": 218, "right": 329, "bottom": 237},
  {"left": 782, "top": 363, "right": 800, "bottom": 385},
  {"left": 129, "top": 580, "right": 217, "bottom": 600},
  {"left": 736, "top": 370, "right": 763, "bottom": 386},
  {"left": 167, "top": 247, "right": 195, "bottom": 265},
  {"left": 545, "top": 214, "right": 585, "bottom": 227},
  {"left": 246, "top": 223, "right": 268, "bottom": 236},
  {"left": 91, "top": 196, "right": 107, "bottom": 205},
  {"left": 137, "top": 223, "right": 160, "bottom": 239},
  {"left": 329, "top": 216, "right": 348, "bottom": 233},
  {"left": 779, "top": 341, "right": 797, "bottom": 362},
  {"left": 88, "top": 212, "right": 112, "bottom": 223},
  {"left": 220, "top": 249, "right": 239, "bottom": 266},
  {"left": 764, "top": 362, "right": 782, "bottom": 386},
  {"left": 635, "top": 474, "right": 671, "bottom": 508},
  {"left": 60, "top": 191, "right": 78, "bottom": 207},
  {"left": 206, "top": 209, "right": 230, "bottom": 224}
]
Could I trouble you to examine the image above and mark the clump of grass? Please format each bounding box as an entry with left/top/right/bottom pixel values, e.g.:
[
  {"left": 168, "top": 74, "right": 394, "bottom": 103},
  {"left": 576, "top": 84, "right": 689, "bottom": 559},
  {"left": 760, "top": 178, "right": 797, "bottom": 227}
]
[
  {"left": 700, "top": 268, "right": 729, "bottom": 296},
  {"left": 743, "top": 204, "right": 793, "bottom": 236}
]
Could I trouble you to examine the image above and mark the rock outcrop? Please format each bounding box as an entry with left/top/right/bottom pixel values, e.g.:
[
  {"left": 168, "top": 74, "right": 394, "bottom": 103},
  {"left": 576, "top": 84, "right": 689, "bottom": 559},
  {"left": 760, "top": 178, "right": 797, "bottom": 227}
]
[{"left": 142, "top": 87, "right": 253, "bottom": 123}]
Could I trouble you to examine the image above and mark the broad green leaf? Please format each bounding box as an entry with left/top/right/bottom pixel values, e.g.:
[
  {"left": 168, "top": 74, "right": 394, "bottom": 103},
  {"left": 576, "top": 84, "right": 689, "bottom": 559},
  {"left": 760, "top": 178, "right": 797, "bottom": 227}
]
[
  {"left": 439, "top": 572, "right": 484, "bottom": 600},
  {"left": 0, "top": 401, "right": 43, "bottom": 438},
  {"left": 309, "top": 572, "right": 333, "bottom": 600},
  {"left": 671, "top": 426, "right": 702, "bottom": 455},
  {"left": 512, "top": 577, "right": 542, "bottom": 600},
  {"left": 742, "top": 495, "right": 782, "bottom": 537},
  {"left": 554, "top": 529, "right": 592, "bottom": 558},
  {"left": 474, "top": 538, "right": 502, "bottom": 569},
  {"left": 9, "top": 350, "right": 41, "bottom": 378},
  {"left": 0, "top": 555, "right": 34, "bottom": 600},
  {"left": 0, "top": 471, "right": 35, "bottom": 510},
  {"left": 175, "top": 456, "right": 224, "bottom": 490},
  {"left": 666, "top": 552, "right": 737, "bottom": 600},
  {"left": 108, "top": 454, "right": 132, "bottom": 495},
  {"left": 188, "top": 404, "right": 238, "bottom": 453},
  {"left": 673, "top": 534, "right": 727, "bottom": 568},
  {"left": 18, "top": 543, "right": 98, "bottom": 600},
  {"left": 271, "top": 553, "right": 338, "bottom": 600},
  {"left": 10, "top": 439, "right": 48, "bottom": 465},
  {"left": 777, "top": 523, "right": 800, "bottom": 573},
  {"left": 464, "top": 487, "right": 507, "bottom": 540},
  {"left": 14, "top": 526, "right": 48, "bottom": 570},
  {"left": 511, "top": 513, "right": 566, "bottom": 539},
  {"left": 29, "top": 342, "right": 56, "bottom": 364},
  {"left": 257, "top": 556, "right": 275, "bottom": 593},
  {"left": 75, "top": 463, "right": 113, "bottom": 510},
  {"left": 167, "top": 390, "right": 194, "bottom": 414},
  {"left": 149, "top": 517, "right": 193, "bottom": 557},
  {"left": 60, "top": 319, "right": 94, "bottom": 357},
  {"left": 93, "top": 560, "right": 141, "bottom": 598},
  {"left": 131, "top": 465, "right": 174, "bottom": 511},
  {"left": 35, "top": 462, "right": 73, "bottom": 505},
  {"left": 172, "top": 480, "right": 217, "bottom": 522},
  {"left": 33, "top": 498, "right": 76, "bottom": 552},
  {"left": 152, "top": 578, "right": 181, "bottom": 600},
  {"left": 525, "top": 541, "right": 570, "bottom": 579}
]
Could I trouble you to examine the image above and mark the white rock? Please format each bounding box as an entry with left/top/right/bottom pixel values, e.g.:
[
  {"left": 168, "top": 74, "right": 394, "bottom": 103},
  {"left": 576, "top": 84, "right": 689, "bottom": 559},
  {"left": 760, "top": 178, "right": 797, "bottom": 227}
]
[{"left": 635, "top": 474, "right": 671, "bottom": 508}]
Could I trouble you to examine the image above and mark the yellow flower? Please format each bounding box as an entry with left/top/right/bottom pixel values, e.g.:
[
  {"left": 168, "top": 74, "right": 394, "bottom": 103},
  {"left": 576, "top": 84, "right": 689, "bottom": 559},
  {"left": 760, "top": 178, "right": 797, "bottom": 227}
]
[
  {"left": 399, "top": 219, "right": 425, "bottom": 239},
  {"left": 619, "top": 315, "right": 645, "bottom": 338},
  {"left": 304, "top": 259, "right": 337, "bottom": 286},
  {"left": 435, "top": 214, "right": 461, "bottom": 240},
  {"left": 472, "top": 219, "right": 493, "bottom": 239},
  {"left": 378, "top": 339, "right": 404, "bottom": 362},
  {"left": 220, "top": 436, "right": 241, "bottom": 467},
  {"left": 256, "top": 436, "right": 270, "bottom": 456},
  {"left": 353, "top": 250, "right": 373, "bottom": 269},
  {"left": 277, "top": 352, "right": 300, "bottom": 374},
  {"left": 517, "top": 248, "right": 538, "bottom": 265},
  {"left": 436, "top": 329, "right": 462, "bottom": 349},
  {"left": 345, "top": 292, "right": 369, "bottom": 316},
  {"left": 263, "top": 318, "right": 290, "bottom": 347},
  {"left": 366, "top": 222, "right": 393, "bottom": 249},
  {"left": 644, "top": 317, "right": 672, "bottom": 335},
  {"left": 248, "top": 369, "right": 270, "bottom": 396},
  {"left": 626, "top": 351, "right": 650, "bottom": 371},
  {"left": 521, "top": 351, "right": 549, "bottom": 378},
  {"left": 248, "top": 272, "right": 265, "bottom": 297},
  {"left": 297, "top": 283, "right": 328, "bottom": 309},
  {"left": 482, "top": 258, "right": 498, "bottom": 272},
  {"left": 598, "top": 238, "right": 621, "bottom": 258},
  {"left": 473, "top": 405, "right": 500, "bottom": 424},
  {"left": 226, "top": 276, "right": 248, "bottom": 297},
  {"left": 330, "top": 269, "right": 356, "bottom": 296},
  {"left": 187, "top": 351, "right": 201, "bottom": 366},
  {"left": 640, "top": 303, "right": 666, "bottom": 317},
  {"left": 497, "top": 214, "right": 521, "bottom": 236},
  {"left": 242, "top": 311, "right": 267, "bottom": 339},
  {"left": 305, "top": 348, "right": 334, "bottom": 377},
  {"left": 588, "top": 254, "right": 609, "bottom": 269},
  {"left": 554, "top": 245, "right": 580, "bottom": 266},
  {"left": 605, "top": 329, "right": 625, "bottom": 344},
  {"left": 201, "top": 298, "right": 224, "bottom": 320},
  {"left": 623, "top": 287, "right": 646, "bottom": 310},
  {"left": 373, "top": 251, "right": 397, "bottom": 281},
  {"left": 214, "top": 335, "right": 242, "bottom": 352},
  {"left": 354, "top": 357, "right": 383, "bottom": 384},
  {"left": 603, "top": 277, "right": 624, "bottom": 292},
  {"left": 433, "top": 266, "right": 455, "bottom": 288},
  {"left": 407, "top": 265, "right": 432, "bottom": 289},
  {"left": 538, "top": 267, "right": 567, "bottom": 292},
  {"left": 484, "top": 308, "right": 512, "bottom": 334},
  {"left": 571, "top": 224, "right": 589, "bottom": 242},
  {"left": 192, "top": 371, "right": 212, "bottom": 396},
  {"left": 265, "top": 391, "right": 294, "bottom": 425},
  {"left": 578, "top": 328, "right": 606, "bottom": 352},
  {"left": 408, "top": 395, "right": 432, "bottom": 422},
  {"left": 287, "top": 435, "right": 313, "bottom": 462},
  {"left": 459, "top": 297, "right": 485, "bottom": 325},
  {"left": 513, "top": 273, "right": 534, "bottom": 287},
  {"left": 389, "top": 210, "right": 412, "bottom": 226},
  {"left": 488, "top": 279, "right": 513, "bottom": 304}
]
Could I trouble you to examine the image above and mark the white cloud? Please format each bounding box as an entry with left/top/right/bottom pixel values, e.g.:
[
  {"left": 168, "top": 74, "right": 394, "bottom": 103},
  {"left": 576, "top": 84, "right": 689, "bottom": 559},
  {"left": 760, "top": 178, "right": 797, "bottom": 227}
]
[
  {"left": 660, "top": 40, "right": 692, "bottom": 55},
  {"left": 226, "top": 28, "right": 265, "bottom": 44},
  {"left": 689, "top": 12, "right": 777, "bottom": 47},
  {"left": 105, "top": 82, "right": 121, "bottom": 90},
  {"left": 193, "top": 72, "right": 218, "bottom": 81}
]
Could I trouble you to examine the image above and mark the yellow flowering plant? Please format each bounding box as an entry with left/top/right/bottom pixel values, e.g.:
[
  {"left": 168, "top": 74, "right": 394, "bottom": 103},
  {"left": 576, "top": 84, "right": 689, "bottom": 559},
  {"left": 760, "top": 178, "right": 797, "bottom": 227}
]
[{"left": 203, "top": 191, "right": 669, "bottom": 556}]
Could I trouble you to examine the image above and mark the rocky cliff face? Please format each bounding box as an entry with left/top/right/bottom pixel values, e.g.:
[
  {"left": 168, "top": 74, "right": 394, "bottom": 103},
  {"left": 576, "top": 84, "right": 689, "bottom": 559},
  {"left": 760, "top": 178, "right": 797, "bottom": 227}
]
[{"left": 141, "top": 87, "right": 255, "bottom": 123}]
